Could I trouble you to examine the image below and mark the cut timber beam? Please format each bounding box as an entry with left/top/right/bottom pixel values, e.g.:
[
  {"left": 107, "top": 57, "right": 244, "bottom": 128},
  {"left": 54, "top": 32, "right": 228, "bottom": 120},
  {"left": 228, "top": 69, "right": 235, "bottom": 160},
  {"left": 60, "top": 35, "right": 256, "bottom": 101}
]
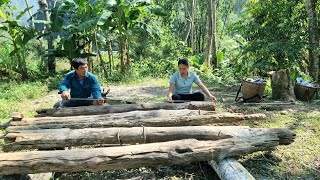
[
  {"left": 35, "top": 102, "right": 215, "bottom": 117},
  {"left": 208, "top": 158, "right": 255, "bottom": 180},
  {"left": 0, "top": 137, "right": 279, "bottom": 175},
  {"left": 3, "top": 126, "right": 295, "bottom": 151},
  {"left": 7, "top": 112, "right": 266, "bottom": 131},
  {"left": 10, "top": 109, "right": 215, "bottom": 126}
]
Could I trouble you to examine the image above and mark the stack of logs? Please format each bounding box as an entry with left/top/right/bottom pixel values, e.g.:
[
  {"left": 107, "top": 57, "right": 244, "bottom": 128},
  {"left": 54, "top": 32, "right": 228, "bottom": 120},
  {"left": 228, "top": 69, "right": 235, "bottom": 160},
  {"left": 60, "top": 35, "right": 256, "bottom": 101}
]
[{"left": 0, "top": 101, "right": 295, "bottom": 179}]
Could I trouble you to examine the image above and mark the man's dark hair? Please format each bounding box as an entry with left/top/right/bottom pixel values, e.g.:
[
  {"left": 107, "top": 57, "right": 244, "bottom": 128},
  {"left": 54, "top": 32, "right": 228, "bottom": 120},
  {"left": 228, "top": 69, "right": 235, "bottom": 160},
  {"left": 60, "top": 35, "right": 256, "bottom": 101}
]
[
  {"left": 178, "top": 58, "right": 189, "bottom": 66},
  {"left": 72, "top": 58, "right": 88, "bottom": 69}
]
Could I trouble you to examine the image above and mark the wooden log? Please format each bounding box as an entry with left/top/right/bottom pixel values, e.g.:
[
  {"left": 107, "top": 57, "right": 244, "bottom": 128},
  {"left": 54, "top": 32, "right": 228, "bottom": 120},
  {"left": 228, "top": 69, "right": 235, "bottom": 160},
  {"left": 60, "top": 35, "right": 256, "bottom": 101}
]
[
  {"left": 10, "top": 112, "right": 24, "bottom": 121},
  {"left": 0, "top": 137, "right": 279, "bottom": 175},
  {"left": 6, "top": 112, "right": 266, "bottom": 131},
  {"left": 271, "top": 69, "right": 295, "bottom": 101},
  {"left": 35, "top": 102, "right": 215, "bottom": 117},
  {"left": 10, "top": 109, "right": 214, "bottom": 126},
  {"left": 27, "top": 173, "right": 53, "bottom": 180},
  {"left": 242, "top": 102, "right": 295, "bottom": 106},
  {"left": 3, "top": 126, "right": 295, "bottom": 151},
  {"left": 208, "top": 158, "right": 255, "bottom": 180},
  {"left": 0, "top": 133, "right": 4, "bottom": 139},
  {"left": 0, "top": 121, "right": 10, "bottom": 130}
]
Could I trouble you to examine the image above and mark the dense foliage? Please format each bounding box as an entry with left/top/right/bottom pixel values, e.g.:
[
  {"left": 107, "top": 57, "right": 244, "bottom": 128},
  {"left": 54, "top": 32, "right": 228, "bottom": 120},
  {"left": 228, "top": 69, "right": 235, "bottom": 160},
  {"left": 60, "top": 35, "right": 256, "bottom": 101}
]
[{"left": 0, "top": 0, "right": 319, "bottom": 83}]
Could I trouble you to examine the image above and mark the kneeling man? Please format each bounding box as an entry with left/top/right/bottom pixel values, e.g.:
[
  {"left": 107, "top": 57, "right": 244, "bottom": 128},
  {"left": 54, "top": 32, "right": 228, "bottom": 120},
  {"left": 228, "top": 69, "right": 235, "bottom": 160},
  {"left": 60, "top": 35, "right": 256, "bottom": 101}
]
[{"left": 54, "top": 57, "right": 104, "bottom": 108}]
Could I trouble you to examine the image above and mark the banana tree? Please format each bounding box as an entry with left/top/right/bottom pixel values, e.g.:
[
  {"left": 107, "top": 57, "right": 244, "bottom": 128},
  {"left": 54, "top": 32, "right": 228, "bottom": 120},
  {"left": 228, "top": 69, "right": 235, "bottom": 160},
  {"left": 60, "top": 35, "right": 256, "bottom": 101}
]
[
  {"left": 0, "top": 7, "right": 38, "bottom": 80},
  {"left": 46, "top": 0, "right": 112, "bottom": 79},
  {"left": 105, "top": 0, "right": 166, "bottom": 73}
]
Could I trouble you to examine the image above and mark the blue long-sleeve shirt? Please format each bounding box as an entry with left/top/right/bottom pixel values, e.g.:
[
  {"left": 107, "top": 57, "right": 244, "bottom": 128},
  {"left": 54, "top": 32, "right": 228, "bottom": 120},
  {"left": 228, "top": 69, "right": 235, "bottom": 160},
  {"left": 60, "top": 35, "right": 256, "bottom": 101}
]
[{"left": 59, "top": 71, "right": 102, "bottom": 99}]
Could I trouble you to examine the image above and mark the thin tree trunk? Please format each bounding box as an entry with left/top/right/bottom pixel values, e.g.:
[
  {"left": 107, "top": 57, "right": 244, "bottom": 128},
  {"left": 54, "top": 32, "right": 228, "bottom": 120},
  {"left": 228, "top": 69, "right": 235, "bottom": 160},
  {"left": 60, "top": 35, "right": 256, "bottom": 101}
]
[
  {"left": 191, "top": 0, "right": 195, "bottom": 53},
  {"left": 125, "top": 38, "right": 130, "bottom": 68},
  {"left": 201, "top": 5, "right": 206, "bottom": 53},
  {"left": 86, "top": 42, "right": 94, "bottom": 72},
  {"left": 205, "top": 0, "right": 213, "bottom": 67},
  {"left": 94, "top": 31, "right": 108, "bottom": 80},
  {"left": 211, "top": 0, "right": 217, "bottom": 67},
  {"left": 305, "top": 0, "right": 319, "bottom": 82},
  {"left": 0, "top": 138, "right": 280, "bottom": 175},
  {"left": 39, "top": 0, "right": 55, "bottom": 73},
  {"left": 119, "top": 34, "right": 126, "bottom": 73},
  {"left": 13, "top": 41, "right": 28, "bottom": 80},
  {"left": 183, "top": 16, "right": 191, "bottom": 42},
  {"left": 24, "top": 0, "right": 35, "bottom": 29},
  {"left": 106, "top": 39, "right": 113, "bottom": 76}
]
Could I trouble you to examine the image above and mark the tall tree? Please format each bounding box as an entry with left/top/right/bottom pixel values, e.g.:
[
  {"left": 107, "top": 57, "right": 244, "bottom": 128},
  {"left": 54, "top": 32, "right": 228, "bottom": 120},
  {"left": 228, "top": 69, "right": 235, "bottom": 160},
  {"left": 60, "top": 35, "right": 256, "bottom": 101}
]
[
  {"left": 211, "top": 0, "right": 217, "bottom": 67},
  {"left": 205, "top": 0, "right": 213, "bottom": 67},
  {"left": 190, "top": 0, "right": 195, "bottom": 53},
  {"left": 305, "top": 0, "right": 319, "bottom": 82},
  {"left": 232, "top": 0, "right": 308, "bottom": 75},
  {"left": 38, "top": 0, "right": 56, "bottom": 72}
]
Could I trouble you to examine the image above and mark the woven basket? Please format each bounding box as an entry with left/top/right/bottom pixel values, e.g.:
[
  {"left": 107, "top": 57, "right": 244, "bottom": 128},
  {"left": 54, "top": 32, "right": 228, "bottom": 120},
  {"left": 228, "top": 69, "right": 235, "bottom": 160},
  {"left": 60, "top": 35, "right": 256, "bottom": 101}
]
[
  {"left": 294, "top": 83, "right": 318, "bottom": 101},
  {"left": 241, "top": 79, "right": 266, "bottom": 103}
]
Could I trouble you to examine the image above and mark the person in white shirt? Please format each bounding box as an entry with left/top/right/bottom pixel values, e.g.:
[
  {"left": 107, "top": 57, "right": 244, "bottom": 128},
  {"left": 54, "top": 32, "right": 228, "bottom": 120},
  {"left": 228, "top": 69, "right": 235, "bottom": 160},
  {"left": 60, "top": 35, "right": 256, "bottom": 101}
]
[{"left": 167, "top": 58, "right": 217, "bottom": 102}]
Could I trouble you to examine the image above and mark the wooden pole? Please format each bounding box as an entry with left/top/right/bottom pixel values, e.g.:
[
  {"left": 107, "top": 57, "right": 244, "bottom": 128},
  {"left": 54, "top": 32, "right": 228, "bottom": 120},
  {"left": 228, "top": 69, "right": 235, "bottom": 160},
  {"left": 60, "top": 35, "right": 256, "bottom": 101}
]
[
  {"left": 208, "top": 158, "right": 256, "bottom": 180},
  {"left": 35, "top": 102, "right": 216, "bottom": 117},
  {"left": 7, "top": 112, "right": 266, "bottom": 131},
  {"left": 3, "top": 126, "right": 295, "bottom": 151},
  {"left": 0, "top": 138, "right": 279, "bottom": 175}
]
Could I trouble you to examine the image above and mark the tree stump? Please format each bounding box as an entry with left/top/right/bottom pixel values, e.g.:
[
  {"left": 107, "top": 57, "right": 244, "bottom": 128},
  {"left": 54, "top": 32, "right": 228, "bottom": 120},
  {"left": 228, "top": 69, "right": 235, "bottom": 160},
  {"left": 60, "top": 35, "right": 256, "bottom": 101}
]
[{"left": 270, "top": 69, "right": 294, "bottom": 101}]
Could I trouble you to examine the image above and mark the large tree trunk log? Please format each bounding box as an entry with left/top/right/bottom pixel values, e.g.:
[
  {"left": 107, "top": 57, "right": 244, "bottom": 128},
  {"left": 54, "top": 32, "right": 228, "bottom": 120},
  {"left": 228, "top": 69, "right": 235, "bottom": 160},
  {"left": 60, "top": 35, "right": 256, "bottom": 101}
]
[
  {"left": 3, "top": 126, "right": 295, "bottom": 152},
  {"left": 0, "top": 138, "right": 279, "bottom": 175},
  {"left": 7, "top": 112, "right": 266, "bottom": 131},
  {"left": 208, "top": 158, "right": 255, "bottom": 180},
  {"left": 271, "top": 69, "right": 294, "bottom": 101},
  {"left": 35, "top": 102, "right": 215, "bottom": 117},
  {"left": 11, "top": 109, "right": 214, "bottom": 126}
]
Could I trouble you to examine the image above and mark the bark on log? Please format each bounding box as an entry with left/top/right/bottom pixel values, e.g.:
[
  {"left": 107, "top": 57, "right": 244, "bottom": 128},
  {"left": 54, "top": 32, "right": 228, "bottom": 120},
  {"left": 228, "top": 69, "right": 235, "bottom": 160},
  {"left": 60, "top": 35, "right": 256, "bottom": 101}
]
[
  {"left": 10, "top": 112, "right": 24, "bottom": 121},
  {"left": 208, "top": 158, "right": 255, "bottom": 180},
  {"left": 7, "top": 112, "right": 266, "bottom": 131},
  {"left": 0, "top": 138, "right": 279, "bottom": 175},
  {"left": 271, "top": 69, "right": 295, "bottom": 101},
  {"left": 0, "top": 173, "right": 52, "bottom": 180},
  {"left": 35, "top": 102, "right": 215, "bottom": 117},
  {"left": 11, "top": 109, "right": 214, "bottom": 126},
  {"left": 3, "top": 126, "right": 295, "bottom": 152}
]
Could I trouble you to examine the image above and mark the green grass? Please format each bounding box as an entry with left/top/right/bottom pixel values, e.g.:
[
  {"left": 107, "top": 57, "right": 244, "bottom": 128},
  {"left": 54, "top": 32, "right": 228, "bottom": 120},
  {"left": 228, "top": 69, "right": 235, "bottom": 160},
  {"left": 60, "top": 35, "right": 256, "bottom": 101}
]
[
  {"left": 238, "top": 109, "right": 320, "bottom": 179},
  {"left": 103, "top": 76, "right": 169, "bottom": 88},
  {"left": 0, "top": 81, "right": 48, "bottom": 123}
]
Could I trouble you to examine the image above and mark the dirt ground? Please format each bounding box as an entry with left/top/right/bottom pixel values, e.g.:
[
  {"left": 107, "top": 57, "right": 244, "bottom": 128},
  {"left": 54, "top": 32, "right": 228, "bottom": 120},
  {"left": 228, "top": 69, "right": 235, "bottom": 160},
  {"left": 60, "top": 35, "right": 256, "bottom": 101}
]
[{"left": 106, "top": 85, "right": 168, "bottom": 102}]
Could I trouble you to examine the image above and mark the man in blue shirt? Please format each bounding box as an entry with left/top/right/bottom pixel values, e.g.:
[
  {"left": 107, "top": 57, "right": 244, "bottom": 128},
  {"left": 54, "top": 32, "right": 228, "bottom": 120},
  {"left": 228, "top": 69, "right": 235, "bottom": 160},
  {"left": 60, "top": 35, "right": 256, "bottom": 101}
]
[{"left": 54, "top": 58, "right": 104, "bottom": 108}]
